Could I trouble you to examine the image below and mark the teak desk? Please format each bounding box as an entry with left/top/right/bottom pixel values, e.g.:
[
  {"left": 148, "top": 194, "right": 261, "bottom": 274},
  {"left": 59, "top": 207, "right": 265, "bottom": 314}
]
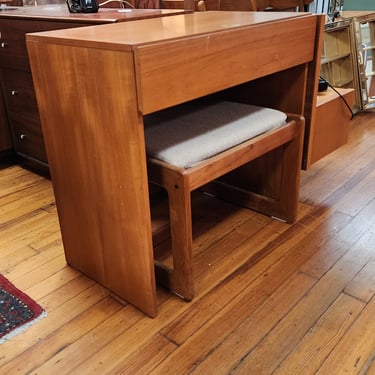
[{"left": 27, "top": 12, "right": 323, "bottom": 317}]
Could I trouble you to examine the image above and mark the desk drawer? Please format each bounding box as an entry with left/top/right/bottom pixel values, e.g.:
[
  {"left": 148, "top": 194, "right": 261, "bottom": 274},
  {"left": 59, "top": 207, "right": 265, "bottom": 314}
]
[{"left": 135, "top": 15, "right": 317, "bottom": 114}]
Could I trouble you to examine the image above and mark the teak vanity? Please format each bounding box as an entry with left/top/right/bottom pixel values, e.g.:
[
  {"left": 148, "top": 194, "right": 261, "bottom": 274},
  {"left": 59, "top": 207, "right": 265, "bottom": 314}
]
[{"left": 27, "top": 11, "right": 324, "bottom": 316}]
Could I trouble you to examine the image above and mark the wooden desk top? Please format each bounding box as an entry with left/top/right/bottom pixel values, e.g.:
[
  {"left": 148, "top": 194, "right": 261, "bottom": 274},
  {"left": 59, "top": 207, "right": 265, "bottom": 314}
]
[
  {"left": 316, "top": 87, "right": 355, "bottom": 106},
  {"left": 27, "top": 10, "right": 313, "bottom": 45},
  {"left": 27, "top": 12, "right": 318, "bottom": 113},
  {"left": 28, "top": 11, "right": 318, "bottom": 113},
  {"left": 0, "top": 4, "right": 187, "bottom": 23}
]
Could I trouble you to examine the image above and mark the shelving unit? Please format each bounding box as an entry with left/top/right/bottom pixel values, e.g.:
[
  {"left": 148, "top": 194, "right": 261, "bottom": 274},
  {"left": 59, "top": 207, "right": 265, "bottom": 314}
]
[
  {"left": 348, "top": 12, "right": 375, "bottom": 109},
  {"left": 320, "top": 19, "right": 361, "bottom": 112}
]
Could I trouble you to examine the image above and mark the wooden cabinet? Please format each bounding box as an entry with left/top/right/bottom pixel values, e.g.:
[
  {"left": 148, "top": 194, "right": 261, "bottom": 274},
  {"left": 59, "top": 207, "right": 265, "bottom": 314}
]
[
  {"left": 0, "top": 5, "right": 186, "bottom": 170},
  {"left": 310, "top": 87, "right": 354, "bottom": 165},
  {"left": 320, "top": 19, "right": 361, "bottom": 113}
]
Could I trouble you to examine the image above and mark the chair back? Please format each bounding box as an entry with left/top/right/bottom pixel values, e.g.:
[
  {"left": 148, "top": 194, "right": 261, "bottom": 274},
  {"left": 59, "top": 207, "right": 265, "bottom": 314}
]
[
  {"left": 219, "top": 0, "right": 257, "bottom": 10},
  {"left": 129, "top": 0, "right": 160, "bottom": 7},
  {"left": 266, "top": 0, "right": 304, "bottom": 11}
]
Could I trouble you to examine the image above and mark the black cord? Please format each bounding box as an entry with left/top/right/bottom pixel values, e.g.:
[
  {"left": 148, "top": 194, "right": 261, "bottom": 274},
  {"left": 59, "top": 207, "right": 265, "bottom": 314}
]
[{"left": 319, "top": 76, "right": 354, "bottom": 120}]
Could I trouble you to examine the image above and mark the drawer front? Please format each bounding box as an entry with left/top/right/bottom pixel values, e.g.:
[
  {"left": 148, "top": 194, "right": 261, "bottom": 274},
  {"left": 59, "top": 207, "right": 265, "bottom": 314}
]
[
  {"left": 1, "top": 69, "right": 38, "bottom": 116},
  {"left": 9, "top": 112, "right": 48, "bottom": 163},
  {"left": 0, "top": 19, "right": 90, "bottom": 70},
  {"left": 135, "top": 15, "right": 317, "bottom": 114}
]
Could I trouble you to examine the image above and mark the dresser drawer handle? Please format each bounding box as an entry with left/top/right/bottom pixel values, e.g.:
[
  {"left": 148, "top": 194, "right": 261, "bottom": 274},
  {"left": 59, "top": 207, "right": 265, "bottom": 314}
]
[
  {"left": 11, "top": 90, "right": 18, "bottom": 96},
  {"left": 20, "top": 134, "right": 27, "bottom": 140},
  {"left": 1, "top": 42, "right": 7, "bottom": 48}
]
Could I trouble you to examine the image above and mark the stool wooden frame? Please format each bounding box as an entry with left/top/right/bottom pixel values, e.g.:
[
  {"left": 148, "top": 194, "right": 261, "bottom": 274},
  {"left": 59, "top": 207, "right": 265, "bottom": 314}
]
[{"left": 147, "top": 111, "right": 305, "bottom": 300}]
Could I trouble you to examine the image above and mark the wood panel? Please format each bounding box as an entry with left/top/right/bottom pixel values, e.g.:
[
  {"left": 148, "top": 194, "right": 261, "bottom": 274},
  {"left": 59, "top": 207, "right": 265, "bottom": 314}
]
[
  {"left": 26, "top": 42, "right": 158, "bottom": 317},
  {"left": 309, "top": 87, "right": 355, "bottom": 165}
]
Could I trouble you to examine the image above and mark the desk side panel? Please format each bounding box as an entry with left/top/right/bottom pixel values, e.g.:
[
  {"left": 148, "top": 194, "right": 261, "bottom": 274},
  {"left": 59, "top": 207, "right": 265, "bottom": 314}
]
[
  {"left": 27, "top": 40, "right": 158, "bottom": 317},
  {"left": 134, "top": 15, "right": 317, "bottom": 114},
  {"left": 302, "top": 13, "right": 325, "bottom": 169}
]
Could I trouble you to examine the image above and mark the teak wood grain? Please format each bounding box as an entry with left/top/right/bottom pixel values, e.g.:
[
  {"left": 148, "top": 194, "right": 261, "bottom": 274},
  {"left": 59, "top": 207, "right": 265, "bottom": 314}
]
[{"left": 26, "top": 11, "right": 323, "bottom": 316}]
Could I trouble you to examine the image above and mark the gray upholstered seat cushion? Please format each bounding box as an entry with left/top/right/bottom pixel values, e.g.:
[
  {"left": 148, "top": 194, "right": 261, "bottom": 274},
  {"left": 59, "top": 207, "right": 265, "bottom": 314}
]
[{"left": 144, "top": 101, "right": 287, "bottom": 169}]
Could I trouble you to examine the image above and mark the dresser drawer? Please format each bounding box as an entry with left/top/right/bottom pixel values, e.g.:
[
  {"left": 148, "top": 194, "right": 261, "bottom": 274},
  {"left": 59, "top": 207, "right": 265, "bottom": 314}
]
[
  {"left": 1, "top": 69, "right": 38, "bottom": 116},
  {"left": 0, "top": 19, "right": 90, "bottom": 70},
  {"left": 9, "top": 111, "right": 47, "bottom": 163},
  {"left": 0, "top": 19, "right": 40, "bottom": 69}
]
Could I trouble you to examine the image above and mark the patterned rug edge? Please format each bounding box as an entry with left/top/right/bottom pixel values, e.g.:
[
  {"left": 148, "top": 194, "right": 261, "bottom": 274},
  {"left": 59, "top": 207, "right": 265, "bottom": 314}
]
[{"left": 0, "top": 274, "right": 47, "bottom": 344}]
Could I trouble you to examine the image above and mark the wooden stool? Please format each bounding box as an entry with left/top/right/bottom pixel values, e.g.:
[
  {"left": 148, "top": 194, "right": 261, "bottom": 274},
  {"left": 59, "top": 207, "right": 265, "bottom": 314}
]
[{"left": 144, "top": 99, "right": 304, "bottom": 300}]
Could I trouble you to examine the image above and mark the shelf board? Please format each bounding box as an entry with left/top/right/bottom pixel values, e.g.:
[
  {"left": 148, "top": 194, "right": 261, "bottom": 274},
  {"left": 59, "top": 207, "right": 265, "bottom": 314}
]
[
  {"left": 328, "top": 79, "right": 354, "bottom": 87},
  {"left": 321, "top": 53, "right": 351, "bottom": 64}
]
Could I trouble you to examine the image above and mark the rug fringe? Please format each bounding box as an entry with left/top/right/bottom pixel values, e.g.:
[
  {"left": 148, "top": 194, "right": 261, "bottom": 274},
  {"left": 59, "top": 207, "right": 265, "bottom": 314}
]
[{"left": 0, "top": 311, "right": 47, "bottom": 344}]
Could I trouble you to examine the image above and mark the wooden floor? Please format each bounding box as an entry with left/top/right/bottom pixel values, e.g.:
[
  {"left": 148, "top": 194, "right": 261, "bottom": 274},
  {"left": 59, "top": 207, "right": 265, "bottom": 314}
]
[{"left": 0, "top": 110, "right": 375, "bottom": 374}]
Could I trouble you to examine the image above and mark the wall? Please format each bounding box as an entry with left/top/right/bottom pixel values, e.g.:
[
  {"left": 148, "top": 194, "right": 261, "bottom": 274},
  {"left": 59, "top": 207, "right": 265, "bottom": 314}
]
[{"left": 343, "top": 0, "right": 375, "bottom": 10}]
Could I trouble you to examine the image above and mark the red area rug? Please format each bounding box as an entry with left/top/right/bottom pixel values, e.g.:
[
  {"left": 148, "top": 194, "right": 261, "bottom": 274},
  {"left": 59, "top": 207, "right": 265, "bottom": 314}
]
[{"left": 0, "top": 274, "right": 46, "bottom": 343}]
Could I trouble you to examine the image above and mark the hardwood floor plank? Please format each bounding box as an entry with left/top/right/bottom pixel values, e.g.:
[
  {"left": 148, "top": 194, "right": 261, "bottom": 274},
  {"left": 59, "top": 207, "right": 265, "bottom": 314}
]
[
  {"left": 68, "top": 297, "right": 188, "bottom": 375},
  {"left": 111, "top": 333, "right": 177, "bottom": 375},
  {"left": 0, "top": 208, "right": 56, "bottom": 248},
  {"left": 146, "top": 213, "right": 350, "bottom": 373},
  {"left": 188, "top": 272, "right": 317, "bottom": 375},
  {"left": 24, "top": 266, "right": 82, "bottom": 301},
  {"left": 0, "top": 297, "right": 123, "bottom": 375},
  {"left": 273, "top": 293, "right": 365, "bottom": 375},
  {"left": 299, "top": 113, "right": 375, "bottom": 205},
  {"left": 27, "top": 302, "right": 143, "bottom": 375},
  {"left": 0, "top": 165, "right": 47, "bottom": 197},
  {"left": 160, "top": 217, "right": 324, "bottom": 346},
  {"left": 0, "top": 281, "right": 109, "bottom": 366},
  {"left": 193, "top": 215, "right": 284, "bottom": 296},
  {"left": 0, "top": 211, "right": 60, "bottom": 273},
  {"left": 334, "top": 170, "right": 375, "bottom": 217},
  {"left": 0, "top": 179, "right": 55, "bottom": 226},
  {"left": 9, "top": 254, "right": 68, "bottom": 293},
  {"left": 316, "top": 295, "right": 375, "bottom": 375},
  {"left": 300, "top": 198, "right": 375, "bottom": 279},
  {"left": 344, "top": 255, "right": 375, "bottom": 303},
  {"left": 230, "top": 230, "right": 375, "bottom": 374}
]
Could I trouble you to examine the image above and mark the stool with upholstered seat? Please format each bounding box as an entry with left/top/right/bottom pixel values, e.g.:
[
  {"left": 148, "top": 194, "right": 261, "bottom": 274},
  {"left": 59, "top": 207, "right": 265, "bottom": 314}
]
[{"left": 144, "top": 99, "right": 304, "bottom": 300}]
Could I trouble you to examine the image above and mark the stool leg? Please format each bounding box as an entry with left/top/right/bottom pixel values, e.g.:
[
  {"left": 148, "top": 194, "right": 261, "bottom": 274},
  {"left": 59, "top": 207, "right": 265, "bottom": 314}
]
[{"left": 165, "top": 179, "right": 195, "bottom": 300}]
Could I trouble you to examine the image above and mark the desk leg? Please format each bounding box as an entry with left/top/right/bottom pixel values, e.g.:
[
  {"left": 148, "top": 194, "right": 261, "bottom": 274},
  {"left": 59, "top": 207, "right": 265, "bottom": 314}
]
[{"left": 28, "top": 42, "right": 158, "bottom": 317}]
